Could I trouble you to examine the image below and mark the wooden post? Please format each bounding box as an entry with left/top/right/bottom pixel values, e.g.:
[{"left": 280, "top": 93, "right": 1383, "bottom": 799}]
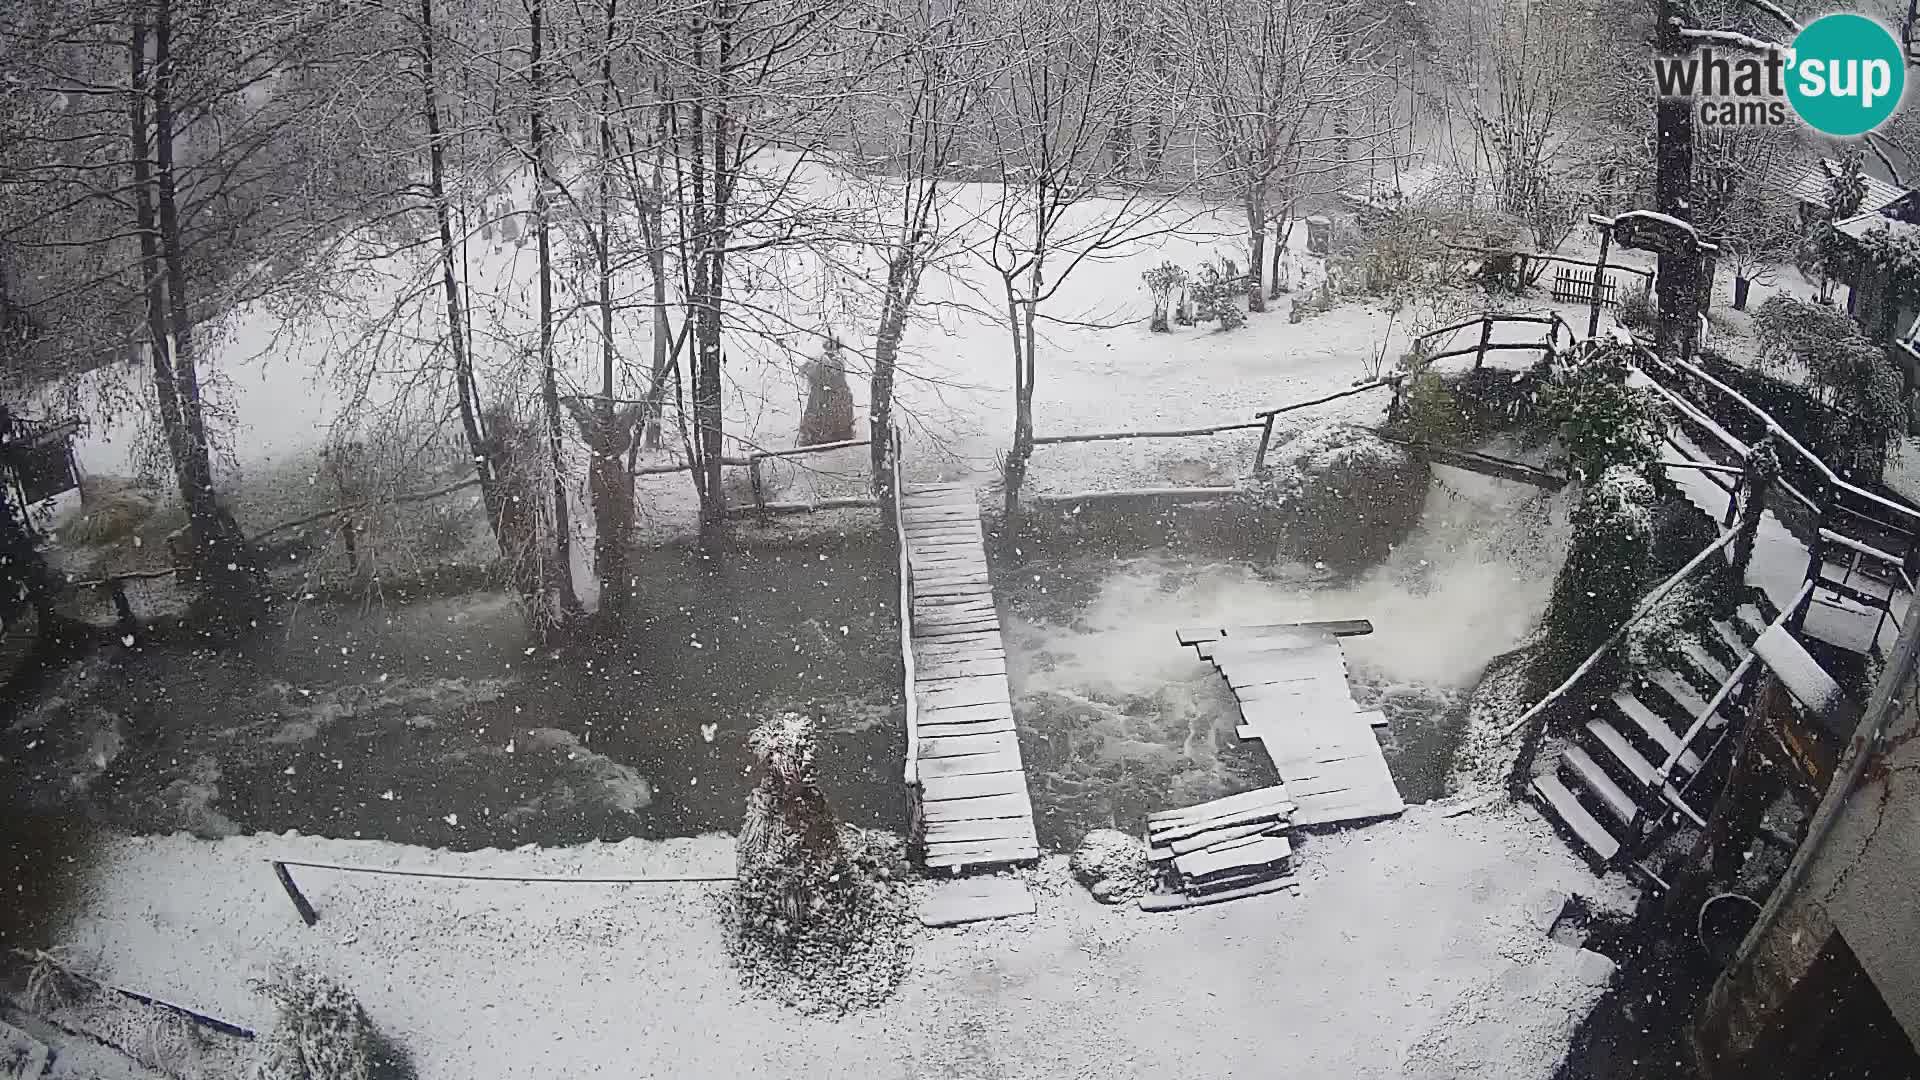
[
  {"left": 1589, "top": 229, "right": 1612, "bottom": 339},
  {"left": 1730, "top": 437, "right": 1777, "bottom": 583},
  {"left": 1475, "top": 316, "right": 1494, "bottom": 371},
  {"left": 1253, "top": 414, "right": 1278, "bottom": 473},
  {"left": 110, "top": 579, "right": 137, "bottom": 643},
  {"left": 749, "top": 457, "right": 765, "bottom": 512},
  {"left": 272, "top": 861, "right": 320, "bottom": 926}
]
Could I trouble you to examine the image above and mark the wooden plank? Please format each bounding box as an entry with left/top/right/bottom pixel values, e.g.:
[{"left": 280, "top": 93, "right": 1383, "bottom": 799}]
[
  {"left": 1201, "top": 631, "right": 1335, "bottom": 660},
  {"left": 1754, "top": 623, "right": 1854, "bottom": 726},
  {"left": 921, "top": 791, "right": 1034, "bottom": 822},
  {"left": 1531, "top": 774, "right": 1620, "bottom": 861},
  {"left": 920, "top": 700, "right": 1013, "bottom": 725},
  {"left": 915, "top": 583, "right": 994, "bottom": 601},
  {"left": 915, "top": 618, "right": 1000, "bottom": 635},
  {"left": 1610, "top": 690, "right": 1702, "bottom": 772},
  {"left": 912, "top": 629, "right": 1000, "bottom": 647},
  {"left": 919, "top": 717, "right": 1016, "bottom": 738},
  {"left": 924, "top": 816, "right": 1036, "bottom": 843},
  {"left": 1148, "top": 803, "right": 1293, "bottom": 843},
  {"left": 1169, "top": 822, "right": 1279, "bottom": 856},
  {"left": 1680, "top": 640, "right": 1733, "bottom": 685},
  {"left": 1147, "top": 785, "right": 1292, "bottom": 825},
  {"left": 914, "top": 566, "right": 990, "bottom": 583},
  {"left": 919, "top": 731, "right": 1019, "bottom": 758},
  {"left": 918, "top": 657, "right": 1007, "bottom": 680},
  {"left": 1174, "top": 836, "right": 1292, "bottom": 880},
  {"left": 1175, "top": 619, "right": 1375, "bottom": 647},
  {"left": 923, "top": 840, "right": 1039, "bottom": 869},
  {"left": 914, "top": 593, "right": 996, "bottom": 611},
  {"left": 915, "top": 637, "right": 1003, "bottom": 656},
  {"left": 1138, "top": 876, "right": 1296, "bottom": 911},
  {"left": 919, "top": 770, "right": 1027, "bottom": 801},
  {"left": 1560, "top": 743, "right": 1636, "bottom": 825},
  {"left": 915, "top": 751, "right": 1023, "bottom": 779},
  {"left": 918, "top": 878, "right": 1035, "bottom": 927},
  {"left": 916, "top": 681, "right": 1008, "bottom": 708}
]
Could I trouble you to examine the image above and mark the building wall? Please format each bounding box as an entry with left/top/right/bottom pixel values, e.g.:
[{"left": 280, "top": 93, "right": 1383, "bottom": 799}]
[{"left": 1695, "top": 637, "right": 1920, "bottom": 1072}]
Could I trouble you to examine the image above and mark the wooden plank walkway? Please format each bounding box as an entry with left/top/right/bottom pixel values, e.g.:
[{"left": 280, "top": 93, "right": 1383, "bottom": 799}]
[
  {"left": 1186, "top": 625, "right": 1404, "bottom": 829},
  {"left": 903, "top": 482, "right": 1039, "bottom": 871}
]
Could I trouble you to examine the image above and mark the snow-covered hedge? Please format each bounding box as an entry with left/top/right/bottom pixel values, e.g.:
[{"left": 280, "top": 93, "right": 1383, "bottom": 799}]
[
  {"left": 1242, "top": 421, "right": 1428, "bottom": 567},
  {"left": 1533, "top": 466, "right": 1656, "bottom": 695},
  {"left": 256, "top": 967, "right": 401, "bottom": 1080},
  {"left": 727, "top": 712, "right": 910, "bottom": 1014}
]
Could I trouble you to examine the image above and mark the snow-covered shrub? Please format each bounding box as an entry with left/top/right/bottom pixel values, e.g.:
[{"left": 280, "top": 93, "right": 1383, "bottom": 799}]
[
  {"left": 1143, "top": 262, "right": 1187, "bottom": 333},
  {"left": 1533, "top": 466, "right": 1656, "bottom": 695},
  {"left": 1626, "top": 577, "right": 1708, "bottom": 669},
  {"left": 1243, "top": 421, "right": 1429, "bottom": 567},
  {"left": 1192, "top": 260, "right": 1245, "bottom": 330},
  {"left": 728, "top": 712, "right": 909, "bottom": 1014},
  {"left": 1616, "top": 282, "right": 1655, "bottom": 331},
  {"left": 1539, "top": 343, "right": 1661, "bottom": 484},
  {"left": 256, "top": 967, "right": 395, "bottom": 1080},
  {"left": 1069, "top": 828, "right": 1152, "bottom": 903}
]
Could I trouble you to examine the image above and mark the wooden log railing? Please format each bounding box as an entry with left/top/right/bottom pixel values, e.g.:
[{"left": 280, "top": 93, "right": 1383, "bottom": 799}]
[{"left": 888, "top": 426, "right": 919, "bottom": 788}]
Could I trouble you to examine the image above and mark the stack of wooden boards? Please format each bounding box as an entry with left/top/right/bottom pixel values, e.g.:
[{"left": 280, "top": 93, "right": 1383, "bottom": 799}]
[{"left": 1140, "top": 786, "right": 1296, "bottom": 910}]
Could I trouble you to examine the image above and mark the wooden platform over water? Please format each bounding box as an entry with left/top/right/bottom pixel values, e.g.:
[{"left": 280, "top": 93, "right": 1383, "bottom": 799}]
[
  {"left": 1183, "top": 623, "right": 1405, "bottom": 828},
  {"left": 902, "top": 483, "right": 1039, "bottom": 871}
]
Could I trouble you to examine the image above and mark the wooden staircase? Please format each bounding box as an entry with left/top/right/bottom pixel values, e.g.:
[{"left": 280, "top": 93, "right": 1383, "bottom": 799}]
[{"left": 1528, "top": 602, "right": 1773, "bottom": 871}]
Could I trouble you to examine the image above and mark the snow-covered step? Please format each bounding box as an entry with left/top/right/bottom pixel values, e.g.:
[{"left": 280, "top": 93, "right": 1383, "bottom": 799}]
[
  {"left": 1531, "top": 774, "right": 1621, "bottom": 862},
  {"left": 1560, "top": 743, "right": 1636, "bottom": 826},
  {"left": 1709, "top": 619, "right": 1749, "bottom": 658},
  {"left": 1679, "top": 640, "right": 1733, "bottom": 686},
  {"left": 1610, "top": 690, "right": 1702, "bottom": 773},
  {"left": 1646, "top": 669, "right": 1726, "bottom": 731},
  {"left": 1588, "top": 719, "right": 1701, "bottom": 821},
  {"left": 1736, "top": 604, "right": 1770, "bottom": 640}
]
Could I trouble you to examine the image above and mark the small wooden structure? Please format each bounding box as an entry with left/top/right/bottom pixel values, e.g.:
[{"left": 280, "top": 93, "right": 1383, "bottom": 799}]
[
  {"left": 0, "top": 407, "right": 81, "bottom": 515},
  {"left": 896, "top": 481, "right": 1039, "bottom": 872},
  {"left": 1553, "top": 265, "right": 1620, "bottom": 308},
  {"left": 1141, "top": 786, "right": 1297, "bottom": 910}
]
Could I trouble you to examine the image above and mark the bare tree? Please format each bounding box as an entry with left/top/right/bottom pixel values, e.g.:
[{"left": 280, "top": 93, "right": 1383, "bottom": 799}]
[
  {"left": 977, "top": 0, "right": 1194, "bottom": 516},
  {"left": 1172, "top": 0, "right": 1394, "bottom": 310}
]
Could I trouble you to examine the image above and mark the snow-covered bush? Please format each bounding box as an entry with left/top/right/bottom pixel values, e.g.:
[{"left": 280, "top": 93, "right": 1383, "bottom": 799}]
[
  {"left": 1540, "top": 343, "right": 1661, "bottom": 484},
  {"left": 1243, "top": 421, "right": 1428, "bottom": 567},
  {"left": 1069, "top": 828, "right": 1151, "bottom": 903},
  {"left": 728, "top": 711, "right": 909, "bottom": 1014},
  {"left": 256, "top": 967, "right": 398, "bottom": 1080},
  {"left": 1142, "top": 262, "right": 1186, "bottom": 333},
  {"left": 1616, "top": 282, "right": 1655, "bottom": 331},
  {"left": 1533, "top": 466, "right": 1656, "bottom": 695}
]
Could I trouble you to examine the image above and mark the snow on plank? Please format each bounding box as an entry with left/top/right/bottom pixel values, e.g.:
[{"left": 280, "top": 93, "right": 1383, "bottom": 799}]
[
  {"left": 920, "top": 790, "right": 1034, "bottom": 824},
  {"left": 919, "top": 877, "right": 1035, "bottom": 927},
  {"left": 1753, "top": 623, "right": 1858, "bottom": 730},
  {"left": 1173, "top": 835, "right": 1292, "bottom": 881},
  {"left": 1147, "top": 785, "right": 1293, "bottom": 826},
  {"left": 919, "top": 770, "right": 1027, "bottom": 802}
]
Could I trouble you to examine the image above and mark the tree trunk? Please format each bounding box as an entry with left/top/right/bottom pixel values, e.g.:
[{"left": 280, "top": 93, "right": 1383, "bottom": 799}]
[
  {"left": 530, "top": 0, "right": 579, "bottom": 619},
  {"left": 151, "top": 0, "right": 259, "bottom": 606},
  {"left": 870, "top": 246, "right": 916, "bottom": 501},
  {"left": 1246, "top": 188, "right": 1267, "bottom": 314},
  {"left": 588, "top": 0, "right": 633, "bottom": 615},
  {"left": 419, "top": 0, "right": 508, "bottom": 560},
  {"left": 1002, "top": 259, "right": 1041, "bottom": 520},
  {"left": 127, "top": 14, "right": 193, "bottom": 508}
]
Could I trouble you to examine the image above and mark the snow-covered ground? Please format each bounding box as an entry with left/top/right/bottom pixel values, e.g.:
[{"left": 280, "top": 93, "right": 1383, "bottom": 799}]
[{"left": 48, "top": 804, "right": 1630, "bottom": 1080}]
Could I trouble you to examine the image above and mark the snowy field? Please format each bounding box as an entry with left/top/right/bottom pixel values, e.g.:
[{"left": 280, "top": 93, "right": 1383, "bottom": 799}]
[{"left": 44, "top": 804, "right": 1631, "bottom": 1080}]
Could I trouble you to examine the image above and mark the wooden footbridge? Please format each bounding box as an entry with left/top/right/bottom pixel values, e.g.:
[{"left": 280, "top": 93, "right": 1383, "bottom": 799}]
[{"left": 894, "top": 480, "right": 1039, "bottom": 872}]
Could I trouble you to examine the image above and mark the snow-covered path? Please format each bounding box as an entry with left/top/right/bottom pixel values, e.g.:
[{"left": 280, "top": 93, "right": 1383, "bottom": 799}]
[{"left": 52, "top": 803, "right": 1630, "bottom": 1080}]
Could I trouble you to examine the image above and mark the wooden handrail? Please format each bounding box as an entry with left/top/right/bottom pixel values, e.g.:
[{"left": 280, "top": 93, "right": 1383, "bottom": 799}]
[
  {"left": 1031, "top": 420, "right": 1266, "bottom": 445},
  {"left": 890, "top": 426, "right": 919, "bottom": 788},
  {"left": 1253, "top": 377, "right": 1399, "bottom": 418},
  {"left": 1501, "top": 529, "right": 1740, "bottom": 738},
  {"left": 1651, "top": 350, "right": 1920, "bottom": 531}
]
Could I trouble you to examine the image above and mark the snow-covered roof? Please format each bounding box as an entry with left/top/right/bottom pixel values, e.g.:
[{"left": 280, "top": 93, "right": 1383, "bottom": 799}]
[
  {"left": 1835, "top": 205, "right": 1920, "bottom": 242},
  {"left": 1772, "top": 157, "right": 1906, "bottom": 215}
]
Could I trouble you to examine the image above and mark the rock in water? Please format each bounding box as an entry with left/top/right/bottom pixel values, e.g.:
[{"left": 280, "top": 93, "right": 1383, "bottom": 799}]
[
  {"left": 798, "top": 335, "right": 856, "bottom": 446},
  {"left": 1070, "top": 828, "right": 1151, "bottom": 904}
]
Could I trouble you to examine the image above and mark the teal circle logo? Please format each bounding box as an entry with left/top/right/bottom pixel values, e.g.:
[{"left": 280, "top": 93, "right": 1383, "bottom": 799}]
[{"left": 1786, "top": 14, "right": 1905, "bottom": 136}]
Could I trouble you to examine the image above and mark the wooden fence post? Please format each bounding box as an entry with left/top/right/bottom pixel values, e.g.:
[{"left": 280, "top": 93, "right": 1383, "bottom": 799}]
[
  {"left": 110, "top": 579, "right": 137, "bottom": 643},
  {"left": 272, "top": 861, "right": 320, "bottom": 926},
  {"left": 1588, "top": 229, "right": 1612, "bottom": 339},
  {"left": 1253, "top": 414, "right": 1278, "bottom": 473},
  {"left": 1475, "top": 316, "right": 1494, "bottom": 371}
]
